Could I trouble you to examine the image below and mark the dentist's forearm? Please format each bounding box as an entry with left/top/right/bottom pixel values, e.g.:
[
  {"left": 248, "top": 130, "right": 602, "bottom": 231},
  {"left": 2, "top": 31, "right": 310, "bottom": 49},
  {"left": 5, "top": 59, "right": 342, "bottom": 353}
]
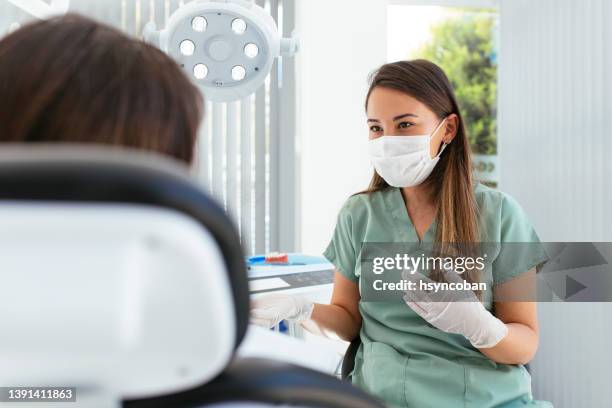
[
  {"left": 301, "top": 303, "right": 361, "bottom": 342},
  {"left": 478, "top": 322, "right": 539, "bottom": 365}
]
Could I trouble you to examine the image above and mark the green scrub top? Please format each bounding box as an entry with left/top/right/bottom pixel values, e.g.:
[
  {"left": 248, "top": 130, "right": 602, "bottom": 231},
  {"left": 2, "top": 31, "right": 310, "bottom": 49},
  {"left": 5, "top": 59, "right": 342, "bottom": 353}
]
[{"left": 323, "top": 183, "right": 553, "bottom": 408}]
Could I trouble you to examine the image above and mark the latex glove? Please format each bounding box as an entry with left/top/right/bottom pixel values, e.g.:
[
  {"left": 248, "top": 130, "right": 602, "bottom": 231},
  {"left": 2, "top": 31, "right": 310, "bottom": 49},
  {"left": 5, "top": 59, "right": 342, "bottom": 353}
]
[
  {"left": 402, "top": 269, "right": 508, "bottom": 348},
  {"left": 250, "top": 294, "right": 314, "bottom": 329}
]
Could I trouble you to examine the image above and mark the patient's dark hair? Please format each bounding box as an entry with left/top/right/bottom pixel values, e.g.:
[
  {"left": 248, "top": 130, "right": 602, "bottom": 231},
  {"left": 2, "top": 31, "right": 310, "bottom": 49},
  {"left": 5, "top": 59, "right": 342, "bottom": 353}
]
[{"left": 0, "top": 14, "right": 203, "bottom": 164}]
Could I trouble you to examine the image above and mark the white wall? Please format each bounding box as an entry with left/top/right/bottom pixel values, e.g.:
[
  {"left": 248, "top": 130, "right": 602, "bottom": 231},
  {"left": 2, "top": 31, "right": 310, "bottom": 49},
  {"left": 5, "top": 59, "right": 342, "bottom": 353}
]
[
  {"left": 295, "top": 0, "right": 388, "bottom": 254},
  {"left": 499, "top": 0, "right": 611, "bottom": 242},
  {"left": 498, "top": 0, "right": 612, "bottom": 407}
]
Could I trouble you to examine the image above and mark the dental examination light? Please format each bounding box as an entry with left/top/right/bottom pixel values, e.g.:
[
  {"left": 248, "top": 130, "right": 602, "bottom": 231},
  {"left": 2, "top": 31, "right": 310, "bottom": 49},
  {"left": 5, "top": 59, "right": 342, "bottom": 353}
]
[{"left": 144, "top": 0, "right": 298, "bottom": 103}]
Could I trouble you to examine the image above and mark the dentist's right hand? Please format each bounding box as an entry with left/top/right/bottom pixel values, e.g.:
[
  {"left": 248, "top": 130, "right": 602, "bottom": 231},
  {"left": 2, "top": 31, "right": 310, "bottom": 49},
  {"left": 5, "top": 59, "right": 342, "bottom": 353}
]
[{"left": 250, "top": 294, "right": 314, "bottom": 328}]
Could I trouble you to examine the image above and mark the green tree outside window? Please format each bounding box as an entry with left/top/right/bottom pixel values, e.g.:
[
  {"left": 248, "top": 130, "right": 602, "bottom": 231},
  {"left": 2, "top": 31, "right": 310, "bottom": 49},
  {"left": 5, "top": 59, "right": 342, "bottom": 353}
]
[{"left": 416, "top": 10, "right": 498, "bottom": 155}]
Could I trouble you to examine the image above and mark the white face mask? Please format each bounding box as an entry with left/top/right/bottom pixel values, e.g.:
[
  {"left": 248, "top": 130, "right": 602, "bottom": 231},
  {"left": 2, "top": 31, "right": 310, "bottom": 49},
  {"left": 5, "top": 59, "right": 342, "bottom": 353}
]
[{"left": 368, "top": 119, "right": 449, "bottom": 188}]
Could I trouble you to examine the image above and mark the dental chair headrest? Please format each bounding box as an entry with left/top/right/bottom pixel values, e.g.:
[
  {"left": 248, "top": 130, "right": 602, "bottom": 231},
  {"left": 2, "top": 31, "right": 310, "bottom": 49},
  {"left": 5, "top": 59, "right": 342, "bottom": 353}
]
[{"left": 0, "top": 146, "right": 249, "bottom": 401}]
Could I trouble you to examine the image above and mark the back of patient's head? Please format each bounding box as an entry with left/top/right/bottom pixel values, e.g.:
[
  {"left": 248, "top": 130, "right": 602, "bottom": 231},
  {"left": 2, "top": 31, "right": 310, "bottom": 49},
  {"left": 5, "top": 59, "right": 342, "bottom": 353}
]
[{"left": 0, "top": 14, "right": 203, "bottom": 164}]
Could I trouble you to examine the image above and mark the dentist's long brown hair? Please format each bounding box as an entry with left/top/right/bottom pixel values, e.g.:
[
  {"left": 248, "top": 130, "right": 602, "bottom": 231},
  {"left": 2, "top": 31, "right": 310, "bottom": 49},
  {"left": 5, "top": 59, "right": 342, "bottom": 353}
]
[{"left": 363, "top": 60, "right": 482, "bottom": 295}]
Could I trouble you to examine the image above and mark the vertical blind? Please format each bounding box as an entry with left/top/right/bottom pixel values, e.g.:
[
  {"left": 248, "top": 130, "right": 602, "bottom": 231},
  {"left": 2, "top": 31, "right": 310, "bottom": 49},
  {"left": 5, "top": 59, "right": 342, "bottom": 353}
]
[
  {"left": 499, "top": 1, "right": 612, "bottom": 407},
  {"left": 0, "top": 0, "right": 299, "bottom": 256}
]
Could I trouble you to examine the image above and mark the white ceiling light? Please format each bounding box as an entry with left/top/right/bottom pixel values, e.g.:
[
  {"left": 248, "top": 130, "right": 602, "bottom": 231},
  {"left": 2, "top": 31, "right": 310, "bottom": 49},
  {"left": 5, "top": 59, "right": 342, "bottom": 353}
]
[
  {"left": 191, "top": 16, "right": 208, "bottom": 32},
  {"left": 194, "top": 63, "right": 209, "bottom": 80},
  {"left": 179, "top": 39, "right": 196, "bottom": 56},
  {"left": 244, "top": 43, "right": 259, "bottom": 58},
  {"left": 143, "top": 0, "right": 298, "bottom": 103}
]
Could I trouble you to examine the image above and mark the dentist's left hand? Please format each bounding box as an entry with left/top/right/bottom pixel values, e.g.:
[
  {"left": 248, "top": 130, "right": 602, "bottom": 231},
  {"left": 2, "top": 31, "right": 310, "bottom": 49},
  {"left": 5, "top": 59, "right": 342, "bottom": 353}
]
[
  {"left": 402, "top": 269, "right": 508, "bottom": 349},
  {"left": 250, "top": 294, "right": 314, "bottom": 329}
]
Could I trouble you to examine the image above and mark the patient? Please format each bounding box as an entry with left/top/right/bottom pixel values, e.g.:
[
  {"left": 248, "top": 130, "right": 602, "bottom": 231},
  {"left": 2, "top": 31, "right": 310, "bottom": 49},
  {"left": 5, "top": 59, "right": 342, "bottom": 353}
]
[{"left": 0, "top": 14, "right": 203, "bottom": 163}]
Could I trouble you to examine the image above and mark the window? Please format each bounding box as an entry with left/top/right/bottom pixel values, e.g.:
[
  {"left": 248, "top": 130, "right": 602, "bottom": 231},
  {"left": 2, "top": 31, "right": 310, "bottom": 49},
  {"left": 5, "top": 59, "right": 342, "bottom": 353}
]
[{"left": 387, "top": 4, "right": 499, "bottom": 187}]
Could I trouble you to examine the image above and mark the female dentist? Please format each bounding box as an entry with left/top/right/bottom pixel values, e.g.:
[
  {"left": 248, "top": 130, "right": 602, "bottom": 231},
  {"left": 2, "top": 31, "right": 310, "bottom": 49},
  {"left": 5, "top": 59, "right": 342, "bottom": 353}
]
[{"left": 251, "top": 60, "right": 552, "bottom": 408}]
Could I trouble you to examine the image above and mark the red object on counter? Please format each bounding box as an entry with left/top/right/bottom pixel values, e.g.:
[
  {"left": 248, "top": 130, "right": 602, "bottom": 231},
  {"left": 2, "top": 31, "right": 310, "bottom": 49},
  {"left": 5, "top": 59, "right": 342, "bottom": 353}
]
[{"left": 264, "top": 252, "right": 289, "bottom": 264}]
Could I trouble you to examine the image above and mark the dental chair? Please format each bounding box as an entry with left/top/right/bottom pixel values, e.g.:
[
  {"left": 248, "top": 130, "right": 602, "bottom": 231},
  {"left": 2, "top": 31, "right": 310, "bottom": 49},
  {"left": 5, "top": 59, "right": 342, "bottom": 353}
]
[
  {"left": 341, "top": 337, "right": 362, "bottom": 380},
  {"left": 0, "top": 147, "right": 383, "bottom": 408}
]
